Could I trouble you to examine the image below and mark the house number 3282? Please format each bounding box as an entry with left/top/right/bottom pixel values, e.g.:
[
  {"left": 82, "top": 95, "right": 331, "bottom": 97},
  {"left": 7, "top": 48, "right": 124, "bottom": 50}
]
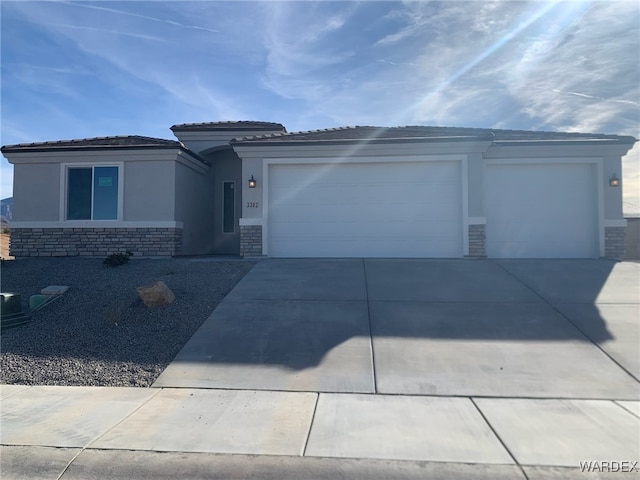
[{"left": 246, "top": 202, "right": 259, "bottom": 208}]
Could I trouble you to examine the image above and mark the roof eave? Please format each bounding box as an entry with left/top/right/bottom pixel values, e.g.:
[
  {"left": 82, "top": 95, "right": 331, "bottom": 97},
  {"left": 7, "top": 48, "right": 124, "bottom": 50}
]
[
  {"left": 231, "top": 135, "right": 495, "bottom": 146},
  {"left": 493, "top": 138, "right": 637, "bottom": 147},
  {"left": 178, "top": 146, "right": 208, "bottom": 165},
  {"left": 0, "top": 144, "right": 182, "bottom": 154}
]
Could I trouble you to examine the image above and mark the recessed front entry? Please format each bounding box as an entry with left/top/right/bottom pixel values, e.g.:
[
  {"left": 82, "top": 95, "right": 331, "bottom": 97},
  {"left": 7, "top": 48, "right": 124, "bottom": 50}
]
[
  {"left": 267, "top": 161, "right": 463, "bottom": 258},
  {"left": 209, "top": 148, "right": 242, "bottom": 256}
]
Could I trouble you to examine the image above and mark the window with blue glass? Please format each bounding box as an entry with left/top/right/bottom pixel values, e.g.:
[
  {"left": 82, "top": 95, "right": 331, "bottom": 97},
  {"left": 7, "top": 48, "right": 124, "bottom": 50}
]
[{"left": 67, "top": 166, "right": 119, "bottom": 220}]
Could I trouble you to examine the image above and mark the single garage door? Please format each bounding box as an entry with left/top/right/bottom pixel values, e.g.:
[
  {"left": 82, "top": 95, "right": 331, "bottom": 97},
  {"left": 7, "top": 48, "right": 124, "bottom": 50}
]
[
  {"left": 485, "top": 163, "right": 598, "bottom": 258},
  {"left": 267, "top": 161, "right": 462, "bottom": 257}
]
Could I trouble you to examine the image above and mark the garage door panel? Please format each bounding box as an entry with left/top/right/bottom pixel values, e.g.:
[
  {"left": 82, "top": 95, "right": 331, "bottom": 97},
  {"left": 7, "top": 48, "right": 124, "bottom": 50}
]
[
  {"left": 271, "top": 206, "right": 458, "bottom": 224},
  {"left": 271, "top": 220, "right": 461, "bottom": 239},
  {"left": 268, "top": 162, "right": 462, "bottom": 258},
  {"left": 269, "top": 238, "right": 460, "bottom": 258},
  {"left": 486, "top": 164, "right": 597, "bottom": 258}
]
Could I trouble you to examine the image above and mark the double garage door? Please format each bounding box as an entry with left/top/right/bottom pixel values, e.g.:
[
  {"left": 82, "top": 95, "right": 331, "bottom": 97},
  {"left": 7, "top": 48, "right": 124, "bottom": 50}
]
[
  {"left": 267, "top": 161, "right": 463, "bottom": 258},
  {"left": 266, "top": 161, "right": 598, "bottom": 258}
]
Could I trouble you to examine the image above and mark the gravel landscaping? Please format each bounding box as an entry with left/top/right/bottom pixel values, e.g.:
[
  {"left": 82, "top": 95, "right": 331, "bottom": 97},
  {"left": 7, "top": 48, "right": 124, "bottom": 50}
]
[{"left": 1, "top": 257, "right": 255, "bottom": 387}]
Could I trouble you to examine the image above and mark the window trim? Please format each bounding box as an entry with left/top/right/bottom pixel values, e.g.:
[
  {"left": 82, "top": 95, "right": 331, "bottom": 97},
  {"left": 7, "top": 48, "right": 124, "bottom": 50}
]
[{"left": 60, "top": 162, "right": 124, "bottom": 222}]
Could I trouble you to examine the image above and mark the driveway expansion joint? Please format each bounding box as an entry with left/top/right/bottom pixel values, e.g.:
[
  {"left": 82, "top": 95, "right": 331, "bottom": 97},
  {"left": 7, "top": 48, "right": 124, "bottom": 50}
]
[
  {"left": 470, "top": 397, "right": 524, "bottom": 472},
  {"left": 494, "top": 261, "right": 640, "bottom": 384},
  {"left": 362, "top": 258, "right": 378, "bottom": 394},
  {"left": 301, "top": 393, "right": 320, "bottom": 456}
]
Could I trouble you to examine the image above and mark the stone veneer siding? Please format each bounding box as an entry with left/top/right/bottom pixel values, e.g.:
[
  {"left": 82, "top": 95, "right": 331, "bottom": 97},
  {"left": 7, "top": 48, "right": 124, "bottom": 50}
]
[
  {"left": 9, "top": 227, "right": 182, "bottom": 257},
  {"left": 240, "top": 225, "right": 262, "bottom": 257},
  {"left": 604, "top": 226, "right": 625, "bottom": 259},
  {"left": 467, "top": 224, "right": 486, "bottom": 257}
]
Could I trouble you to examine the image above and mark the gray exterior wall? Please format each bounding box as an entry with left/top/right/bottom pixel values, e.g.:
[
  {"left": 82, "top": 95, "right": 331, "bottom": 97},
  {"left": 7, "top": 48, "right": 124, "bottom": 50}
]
[
  {"left": 602, "top": 156, "right": 625, "bottom": 220},
  {"left": 174, "top": 159, "right": 215, "bottom": 255},
  {"left": 466, "top": 153, "right": 484, "bottom": 217},
  {"left": 12, "top": 163, "right": 60, "bottom": 221},
  {"left": 123, "top": 161, "right": 176, "bottom": 221}
]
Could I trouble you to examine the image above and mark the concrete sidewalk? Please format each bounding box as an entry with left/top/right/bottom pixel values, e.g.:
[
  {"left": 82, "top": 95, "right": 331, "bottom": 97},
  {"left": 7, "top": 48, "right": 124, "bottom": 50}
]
[
  {"left": 2, "top": 259, "right": 639, "bottom": 479},
  {"left": 1, "top": 385, "right": 639, "bottom": 479}
]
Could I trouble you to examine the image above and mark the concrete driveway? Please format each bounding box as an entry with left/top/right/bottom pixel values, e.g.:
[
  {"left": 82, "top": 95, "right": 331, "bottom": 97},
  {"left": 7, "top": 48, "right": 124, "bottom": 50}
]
[
  {"left": 3, "top": 259, "right": 639, "bottom": 478},
  {"left": 154, "top": 258, "right": 639, "bottom": 399}
]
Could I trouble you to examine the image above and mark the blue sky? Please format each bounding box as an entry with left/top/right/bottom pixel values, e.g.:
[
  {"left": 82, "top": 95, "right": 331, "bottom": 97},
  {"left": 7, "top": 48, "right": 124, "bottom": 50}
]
[{"left": 1, "top": 1, "right": 639, "bottom": 213}]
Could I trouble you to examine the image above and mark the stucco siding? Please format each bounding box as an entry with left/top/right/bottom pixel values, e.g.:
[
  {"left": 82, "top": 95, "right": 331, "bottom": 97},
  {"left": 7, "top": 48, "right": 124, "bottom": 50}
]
[
  {"left": 12, "top": 163, "right": 60, "bottom": 221},
  {"left": 242, "top": 157, "right": 264, "bottom": 221},
  {"left": 123, "top": 161, "right": 176, "bottom": 221},
  {"left": 602, "top": 156, "right": 624, "bottom": 220},
  {"left": 466, "top": 152, "right": 484, "bottom": 217},
  {"left": 174, "top": 161, "right": 214, "bottom": 255}
]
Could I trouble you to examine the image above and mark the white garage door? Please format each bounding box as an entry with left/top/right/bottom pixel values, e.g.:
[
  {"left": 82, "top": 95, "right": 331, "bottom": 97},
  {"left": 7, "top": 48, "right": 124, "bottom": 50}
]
[
  {"left": 267, "top": 161, "right": 462, "bottom": 257},
  {"left": 485, "top": 163, "right": 598, "bottom": 258}
]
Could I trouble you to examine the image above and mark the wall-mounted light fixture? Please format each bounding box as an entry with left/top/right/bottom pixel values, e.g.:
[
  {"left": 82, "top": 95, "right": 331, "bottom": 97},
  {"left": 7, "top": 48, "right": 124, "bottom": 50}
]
[
  {"left": 248, "top": 175, "right": 257, "bottom": 188},
  {"left": 609, "top": 174, "right": 620, "bottom": 187}
]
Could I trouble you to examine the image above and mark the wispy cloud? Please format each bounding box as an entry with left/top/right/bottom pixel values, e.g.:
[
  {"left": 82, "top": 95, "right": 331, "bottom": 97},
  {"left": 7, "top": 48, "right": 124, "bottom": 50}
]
[
  {"left": 397, "top": 1, "right": 564, "bottom": 125},
  {"left": 258, "top": 2, "right": 361, "bottom": 100},
  {"left": 376, "top": 59, "right": 416, "bottom": 66},
  {"left": 2, "top": 2, "right": 241, "bottom": 122},
  {"left": 59, "top": 1, "right": 220, "bottom": 33},
  {"left": 504, "top": 1, "right": 638, "bottom": 133},
  {"left": 8, "top": 64, "right": 93, "bottom": 76},
  {"left": 43, "top": 22, "right": 169, "bottom": 42},
  {"left": 550, "top": 89, "right": 639, "bottom": 107},
  {"left": 5, "top": 63, "right": 88, "bottom": 100}
]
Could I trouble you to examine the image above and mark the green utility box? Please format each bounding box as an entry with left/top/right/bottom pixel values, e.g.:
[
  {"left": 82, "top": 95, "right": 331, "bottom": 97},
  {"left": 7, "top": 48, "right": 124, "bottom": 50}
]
[{"left": 1, "top": 293, "right": 30, "bottom": 330}]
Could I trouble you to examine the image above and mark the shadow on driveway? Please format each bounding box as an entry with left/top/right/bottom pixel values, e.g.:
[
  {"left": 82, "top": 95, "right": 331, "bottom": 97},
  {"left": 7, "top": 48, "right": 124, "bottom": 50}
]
[{"left": 153, "top": 259, "right": 639, "bottom": 398}]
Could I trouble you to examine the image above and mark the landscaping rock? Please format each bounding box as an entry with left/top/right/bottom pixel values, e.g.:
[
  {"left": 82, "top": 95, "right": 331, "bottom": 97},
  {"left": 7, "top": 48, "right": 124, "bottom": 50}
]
[
  {"left": 0, "top": 257, "right": 255, "bottom": 387},
  {"left": 136, "top": 281, "right": 175, "bottom": 307}
]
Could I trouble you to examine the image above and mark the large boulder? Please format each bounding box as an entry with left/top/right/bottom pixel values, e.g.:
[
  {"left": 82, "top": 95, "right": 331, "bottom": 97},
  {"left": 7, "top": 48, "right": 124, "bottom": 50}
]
[{"left": 136, "top": 281, "right": 175, "bottom": 308}]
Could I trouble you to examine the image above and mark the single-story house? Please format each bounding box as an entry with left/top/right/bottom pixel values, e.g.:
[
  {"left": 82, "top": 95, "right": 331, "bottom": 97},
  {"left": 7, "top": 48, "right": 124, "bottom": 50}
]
[{"left": 1, "top": 121, "right": 635, "bottom": 259}]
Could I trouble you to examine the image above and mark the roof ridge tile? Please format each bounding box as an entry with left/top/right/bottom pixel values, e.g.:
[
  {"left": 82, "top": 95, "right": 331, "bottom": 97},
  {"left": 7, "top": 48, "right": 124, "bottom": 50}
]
[{"left": 171, "top": 120, "right": 286, "bottom": 131}]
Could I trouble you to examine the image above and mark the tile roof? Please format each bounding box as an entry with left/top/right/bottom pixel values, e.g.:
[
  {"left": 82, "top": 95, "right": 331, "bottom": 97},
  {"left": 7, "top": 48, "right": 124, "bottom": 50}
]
[
  {"left": 1, "top": 135, "right": 181, "bottom": 153},
  {"left": 231, "top": 125, "right": 636, "bottom": 145},
  {"left": 170, "top": 121, "right": 286, "bottom": 132}
]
